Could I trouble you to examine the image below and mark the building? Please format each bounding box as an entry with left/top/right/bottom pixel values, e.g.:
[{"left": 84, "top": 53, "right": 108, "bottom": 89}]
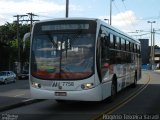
[
  {"left": 139, "top": 39, "right": 160, "bottom": 69},
  {"left": 139, "top": 39, "right": 150, "bottom": 64},
  {"left": 155, "top": 48, "right": 160, "bottom": 64}
]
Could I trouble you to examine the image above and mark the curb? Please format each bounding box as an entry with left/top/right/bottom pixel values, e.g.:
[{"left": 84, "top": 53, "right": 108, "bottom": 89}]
[
  {"left": 0, "top": 99, "right": 45, "bottom": 112},
  {"left": 154, "top": 70, "right": 160, "bottom": 73}
]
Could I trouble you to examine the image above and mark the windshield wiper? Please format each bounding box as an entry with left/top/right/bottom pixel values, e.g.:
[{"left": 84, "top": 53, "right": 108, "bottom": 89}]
[{"left": 47, "top": 33, "right": 58, "bottom": 48}]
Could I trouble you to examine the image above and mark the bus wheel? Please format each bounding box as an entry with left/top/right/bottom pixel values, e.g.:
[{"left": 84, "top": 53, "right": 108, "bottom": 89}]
[
  {"left": 109, "top": 80, "right": 117, "bottom": 102},
  {"left": 132, "top": 72, "right": 137, "bottom": 88}
]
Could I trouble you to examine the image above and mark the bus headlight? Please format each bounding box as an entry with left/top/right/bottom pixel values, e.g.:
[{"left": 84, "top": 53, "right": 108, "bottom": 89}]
[
  {"left": 81, "top": 83, "right": 94, "bottom": 90},
  {"left": 32, "top": 82, "right": 41, "bottom": 88}
]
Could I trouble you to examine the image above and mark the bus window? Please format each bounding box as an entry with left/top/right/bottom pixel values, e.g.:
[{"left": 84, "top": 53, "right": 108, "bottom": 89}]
[
  {"left": 126, "top": 40, "right": 129, "bottom": 51},
  {"left": 128, "top": 42, "right": 131, "bottom": 52},
  {"left": 126, "top": 53, "right": 131, "bottom": 63},
  {"left": 134, "top": 44, "right": 137, "bottom": 53},
  {"left": 110, "top": 34, "right": 114, "bottom": 49},
  {"left": 113, "top": 35, "right": 116, "bottom": 49},
  {"left": 115, "top": 51, "right": 121, "bottom": 64},
  {"left": 131, "top": 43, "right": 134, "bottom": 52},
  {"left": 121, "top": 38, "right": 126, "bottom": 51},
  {"left": 138, "top": 45, "right": 141, "bottom": 54},
  {"left": 116, "top": 37, "right": 121, "bottom": 50}
]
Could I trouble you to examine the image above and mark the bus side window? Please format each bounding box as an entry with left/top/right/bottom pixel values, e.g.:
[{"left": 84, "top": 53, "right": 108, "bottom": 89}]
[
  {"left": 128, "top": 42, "right": 131, "bottom": 52},
  {"left": 110, "top": 34, "right": 114, "bottom": 49},
  {"left": 121, "top": 38, "right": 125, "bottom": 51},
  {"left": 113, "top": 35, "right": 117, "bottom": 49},
  {"left": 132, "top": 43, "right": 134, "bottom": 52},
  {"left": 126, "top": 40, "right": 129, "bottom": 51},
  {"left": 101, "top": 36, "right": 109, "bottom": 59},
  {"left": 116, "top": 37, "right": 121, "bottom": 50},
  {"left": 134, "top": 44, "right": 137, "bottom": 53}
]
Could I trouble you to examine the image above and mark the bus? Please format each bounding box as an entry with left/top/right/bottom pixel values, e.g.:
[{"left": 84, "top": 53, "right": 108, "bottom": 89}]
[{"left": 28, "top": 18, "right": 141, "bottom": 102}]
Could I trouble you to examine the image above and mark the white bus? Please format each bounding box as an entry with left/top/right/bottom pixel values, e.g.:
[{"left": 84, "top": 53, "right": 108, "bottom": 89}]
[{"left": 29, "top": 18, "right": 141, "bottom": 102}]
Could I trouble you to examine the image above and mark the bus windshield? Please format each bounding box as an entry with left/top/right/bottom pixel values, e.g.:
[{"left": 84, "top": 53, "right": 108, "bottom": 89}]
[{"left": 31, "top": 20, "right": 96, "bottom": 80}]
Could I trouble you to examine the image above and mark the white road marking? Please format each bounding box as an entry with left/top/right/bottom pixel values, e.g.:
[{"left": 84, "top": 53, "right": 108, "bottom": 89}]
[
  {"left": 23, "top": 98, "right": 34, "bottom": 102},
  {"left": 14, "top": 94, "right": 25, "bottom": 97}
]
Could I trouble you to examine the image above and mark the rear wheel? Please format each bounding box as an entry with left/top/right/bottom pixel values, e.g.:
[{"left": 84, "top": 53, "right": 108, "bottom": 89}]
[
  {"left": 132, "top": 71, "right": 137, "bottom": 88},
  {"left": 13, "top": 78, "right": 16, "bottom": 83}
]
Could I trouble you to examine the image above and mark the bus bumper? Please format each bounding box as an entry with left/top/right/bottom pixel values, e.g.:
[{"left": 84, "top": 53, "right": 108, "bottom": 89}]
[{"left": 30, "top": 85, "right": 103, "bottom": 101}]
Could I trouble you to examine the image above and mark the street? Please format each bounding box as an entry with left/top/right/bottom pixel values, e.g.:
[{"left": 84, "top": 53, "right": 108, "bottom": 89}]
[
  {"left": 0, "top": 71, "right": 160, "bottom": 120},
  {"left": 0, "top": 80, "right": 30, "bottom": 107}
]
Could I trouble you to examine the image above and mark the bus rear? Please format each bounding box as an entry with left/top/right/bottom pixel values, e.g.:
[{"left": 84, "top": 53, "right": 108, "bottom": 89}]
[{"left": 30, "top": 19, "right": 102, "bottom": 101}]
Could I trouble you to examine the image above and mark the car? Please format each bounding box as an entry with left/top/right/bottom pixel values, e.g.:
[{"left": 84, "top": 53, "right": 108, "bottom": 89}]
[
  {"left": 0, "top": 71, "right": 17, "bottom": 84},
  {"left": 17, "top": 70, "right": 29, "bottom": 80}
]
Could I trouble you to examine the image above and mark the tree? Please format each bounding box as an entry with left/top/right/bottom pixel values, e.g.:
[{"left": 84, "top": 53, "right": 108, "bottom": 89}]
[
  {"left": 154, "top": 45, "right": 160, "bottom": 49},
  {"left": 0, "top": 22, "right": 30, "bottom": 71}
]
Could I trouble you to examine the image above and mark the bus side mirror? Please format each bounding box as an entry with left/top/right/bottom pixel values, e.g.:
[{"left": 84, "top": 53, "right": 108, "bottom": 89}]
[{"left": 23, "top": 32, "right": 30, "bottom": 50}]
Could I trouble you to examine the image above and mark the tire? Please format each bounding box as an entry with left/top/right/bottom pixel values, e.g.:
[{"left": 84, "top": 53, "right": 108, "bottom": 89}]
[
  {"left": 4, "top": 79, "right": 7, "bottom": 84},
  {"left": 13, "top": 78, "right": 16, "bottom": 83},
  {"left": 132, "top": 72, "right": 137, "bottom": 88},
  {"left": 109, "top": 80, "right": 117, "bottom": 102}
]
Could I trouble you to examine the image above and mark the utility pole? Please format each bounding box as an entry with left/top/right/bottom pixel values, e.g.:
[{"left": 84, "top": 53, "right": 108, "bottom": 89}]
[
  {"left": 14, "top": 13, "right": 39, "bottom": 74},
  {"left": 27, "top": 13, "right": 39, "bottom": 32},
  {"left": 66, "top": 0, "right": 69, "bottom": 18},
  {"left": 110, "top": 0, "right": 112, "bottom": 25},
  {"left": 147, "top": 21, "right": 156, "bottom": 70},
  {"left": 153, "top": 28, "right": 155, "bottom": 68},
  {"left": 13, "top": 14, "right": 27, "bottom": 74}
]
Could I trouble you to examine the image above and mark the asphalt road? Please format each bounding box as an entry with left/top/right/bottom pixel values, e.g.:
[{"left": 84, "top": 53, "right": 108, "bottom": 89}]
[
  {"left": 0, "top": 80, "right": 30, "bottom": 107},
  {"left": 112, "top": 71, "right": 160, "bottom": 118},
  {"left": 0, "top": 71, "right": 160, "bottom": 120}
]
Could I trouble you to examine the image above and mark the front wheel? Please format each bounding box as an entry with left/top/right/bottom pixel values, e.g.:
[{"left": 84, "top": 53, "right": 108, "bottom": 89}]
[
  {"left": 4, "top": 79, "right": 8, "bottom": 84},
  {"left": 109, "top": 81, "right": 117, "bottom": 102}
]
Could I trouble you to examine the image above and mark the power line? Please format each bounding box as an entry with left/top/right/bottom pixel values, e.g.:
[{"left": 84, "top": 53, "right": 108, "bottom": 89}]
[
  {"left": 27, "top": 13, "right": 39, "bottom": 32},
  {"left": 121, "top": 0, "right": 136, "bottom": 28},
  {"left": 112, "top": 0, "right": 133, "bottom": 31},
  {"left": 13, "top": 13, "right": 39, "bottom": 74}
]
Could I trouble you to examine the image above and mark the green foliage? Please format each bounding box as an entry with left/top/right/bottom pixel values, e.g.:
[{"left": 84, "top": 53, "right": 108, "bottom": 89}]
[
  {"left": 9, "top": 39, "right": 18, "bottom": 48},
  {"left": 0, "top": 22, "right": 30, "bottom": 71}
]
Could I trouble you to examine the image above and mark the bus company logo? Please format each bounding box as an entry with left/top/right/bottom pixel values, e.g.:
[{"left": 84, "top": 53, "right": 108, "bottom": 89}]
[
  {"left": 52, "top": 82, "right": 62, "bottom": 89},
  {"left": 52, "top": 82, "right": 60, "bottom": 87}
]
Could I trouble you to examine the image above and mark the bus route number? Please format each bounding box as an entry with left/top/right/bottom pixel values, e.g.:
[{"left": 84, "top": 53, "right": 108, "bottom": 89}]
[
  {"left": 52, "top": 82, "right": 74, "bottom": 87},
  {"left": 62, "top": 82, "right": 74, "bottom": 86}
]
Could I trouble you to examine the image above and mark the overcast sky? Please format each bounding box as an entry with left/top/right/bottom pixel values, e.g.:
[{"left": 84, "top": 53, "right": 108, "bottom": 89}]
[{"left": 0, "top": 0, "right": 160, "bottom": 45}]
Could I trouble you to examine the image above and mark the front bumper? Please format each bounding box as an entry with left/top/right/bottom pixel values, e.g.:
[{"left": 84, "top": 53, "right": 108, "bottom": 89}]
[{"left": 30, "top": 85, "right": 103, "bottom": 101}]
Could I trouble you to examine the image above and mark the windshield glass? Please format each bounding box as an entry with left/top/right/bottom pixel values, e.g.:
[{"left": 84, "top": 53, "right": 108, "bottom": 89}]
[{"left": 31, "top": 21, "right": 96, "bottom": 80}]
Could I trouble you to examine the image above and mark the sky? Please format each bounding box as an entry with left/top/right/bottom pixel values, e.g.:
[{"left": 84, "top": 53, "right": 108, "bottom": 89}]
[{"left": 0, "top": 0, "right": 160, "bottom": 46}]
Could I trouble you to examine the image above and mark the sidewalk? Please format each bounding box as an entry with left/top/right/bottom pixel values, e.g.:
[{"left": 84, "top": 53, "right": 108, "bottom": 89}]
[
  {"left": 0, "top": 96, "right": 44, "bottom": 112},
  {"left": 154, "top": 69, "right": 160, "bottom": 73}
]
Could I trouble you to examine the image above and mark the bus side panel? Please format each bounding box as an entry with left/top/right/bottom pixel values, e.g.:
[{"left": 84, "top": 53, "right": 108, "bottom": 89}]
[{"left": 101, "top": 81, "right": 112, "bottom": 100}]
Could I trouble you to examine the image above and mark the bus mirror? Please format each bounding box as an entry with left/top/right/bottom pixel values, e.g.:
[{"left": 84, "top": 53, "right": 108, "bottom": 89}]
[
  {"left": 23, "top": 32, "right": 30, "bottom": 50},
  {"left": 103, "top": 63, "right": 109, "bottom": 68}
]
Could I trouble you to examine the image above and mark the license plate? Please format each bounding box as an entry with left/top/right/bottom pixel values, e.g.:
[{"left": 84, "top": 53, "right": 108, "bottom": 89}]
[{"left": 55, "top": 92, "right": 67, "bottom": 96}]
